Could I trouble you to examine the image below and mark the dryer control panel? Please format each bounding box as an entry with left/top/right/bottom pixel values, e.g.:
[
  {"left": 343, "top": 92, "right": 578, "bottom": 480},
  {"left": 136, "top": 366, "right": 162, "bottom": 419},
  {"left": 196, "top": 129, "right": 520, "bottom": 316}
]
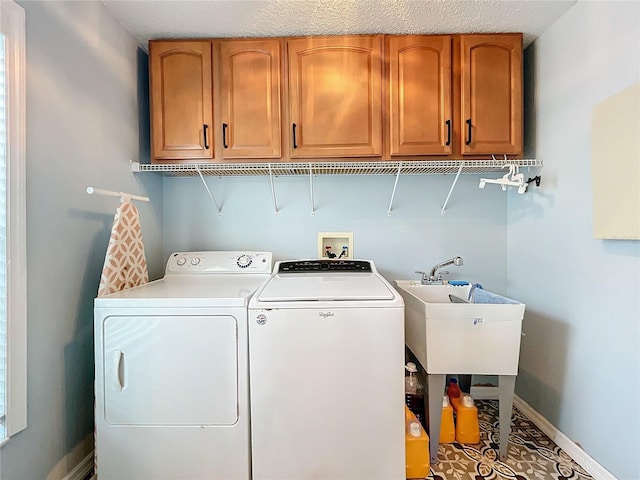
[{"left": 166, "top": 251, "right": 273, "bottom": 274}]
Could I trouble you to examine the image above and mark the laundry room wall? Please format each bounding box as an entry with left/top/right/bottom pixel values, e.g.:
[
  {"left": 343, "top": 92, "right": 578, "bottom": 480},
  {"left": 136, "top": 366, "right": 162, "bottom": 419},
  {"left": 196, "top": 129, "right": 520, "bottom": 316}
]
[
  {"left": 507, "top": 1, "right": 640, "bottom": 479},
  {"left": 162, "top": 173, "right": 513, "bottom": 291},
  {"left": 1, "top": 2, "right": 163, "bottom": 479}
]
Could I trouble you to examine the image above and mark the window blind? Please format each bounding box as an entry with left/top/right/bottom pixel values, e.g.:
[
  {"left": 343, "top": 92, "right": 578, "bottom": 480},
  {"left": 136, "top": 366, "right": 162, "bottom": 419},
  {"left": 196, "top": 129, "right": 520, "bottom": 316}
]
[{"left": 0, "top": 33, "right": 7, "bottom": 420}]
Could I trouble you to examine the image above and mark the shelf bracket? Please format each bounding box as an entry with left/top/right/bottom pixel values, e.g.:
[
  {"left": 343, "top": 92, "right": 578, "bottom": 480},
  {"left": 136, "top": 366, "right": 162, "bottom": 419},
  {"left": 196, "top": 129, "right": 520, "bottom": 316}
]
[
  {"left": 441, "top": 162, "right": 464, "bottom": 216},
  {"left": 268, "top": 163, "right": 279, "bottom": 216},
  {"left": 195, "top": 166, "right": 222, "bottom": 216},
  {"left": 387, "top": 162, "right": 403, "bottom": 216},
  {"left": 309, "top": 165, "right": 315, "bottom": 216}
]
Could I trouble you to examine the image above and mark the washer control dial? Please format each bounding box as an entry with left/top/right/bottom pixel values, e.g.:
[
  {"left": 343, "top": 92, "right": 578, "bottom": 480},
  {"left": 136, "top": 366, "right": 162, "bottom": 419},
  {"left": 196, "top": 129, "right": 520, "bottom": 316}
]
[
  {"left": 176, "top": 257, "right": 187, "bottom": 266},
  {"left": 190, "top": 257, "right": 201, "bottom": 266},
  {"left": 236, "top": 254, "right": 253, "bottom": 268}
]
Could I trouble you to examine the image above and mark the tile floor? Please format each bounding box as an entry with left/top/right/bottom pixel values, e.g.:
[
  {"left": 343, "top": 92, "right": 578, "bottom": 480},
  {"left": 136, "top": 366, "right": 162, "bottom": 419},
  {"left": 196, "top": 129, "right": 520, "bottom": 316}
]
[{"left": 426, "top": 400, "right": 593, "bottom": 480}]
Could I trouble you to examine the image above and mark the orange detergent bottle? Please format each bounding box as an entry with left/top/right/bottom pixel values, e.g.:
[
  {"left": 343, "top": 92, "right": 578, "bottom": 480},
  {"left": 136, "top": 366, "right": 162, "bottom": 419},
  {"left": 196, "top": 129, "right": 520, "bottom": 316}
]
[
  {"left": 447, "top": 377, "right": 462, "bottom": 413},
  {"left": 455, "top": 395, "right": 480, "bottom": 444},
  {"left": 440, "top": 395, "right": 456, "bottom": 443},
  {"left": 404, "top": 405, "right": 430, "bottom": 479}
]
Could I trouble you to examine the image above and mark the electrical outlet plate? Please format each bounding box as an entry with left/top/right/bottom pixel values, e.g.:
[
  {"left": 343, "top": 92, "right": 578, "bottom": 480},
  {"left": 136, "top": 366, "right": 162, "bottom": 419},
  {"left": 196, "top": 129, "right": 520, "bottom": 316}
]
[{"left": 318, "top": 232, "right": 354, "bottom": 259}]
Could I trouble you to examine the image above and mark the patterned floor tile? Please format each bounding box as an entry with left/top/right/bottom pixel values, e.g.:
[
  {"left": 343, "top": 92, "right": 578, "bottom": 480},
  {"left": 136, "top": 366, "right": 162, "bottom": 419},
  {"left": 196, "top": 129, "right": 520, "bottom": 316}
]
[{"left": 425, "top": 401, "right": 593, "bottom": 480}]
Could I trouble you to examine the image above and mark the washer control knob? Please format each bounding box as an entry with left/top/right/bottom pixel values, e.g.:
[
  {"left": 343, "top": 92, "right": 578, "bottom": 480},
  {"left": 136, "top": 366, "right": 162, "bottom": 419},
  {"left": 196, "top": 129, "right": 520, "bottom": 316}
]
[
  {"left": 237, "top": 255, "right": 252, "bottom": 268},
  {"left": 190, "top": 257, "right": 201, "bottom": 266},
  {"left": 176, "top": 257, "right": 187, "bottom": 266}
]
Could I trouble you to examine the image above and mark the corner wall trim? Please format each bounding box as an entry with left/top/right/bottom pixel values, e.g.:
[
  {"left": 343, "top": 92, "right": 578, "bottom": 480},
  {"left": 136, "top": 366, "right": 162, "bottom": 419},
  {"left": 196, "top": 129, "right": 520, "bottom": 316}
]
[
  {"left": 513, "top": 396, "right": 617, "bottom": 480},
  {"left": 61, "top": 451, "right": 93, "bottom": 480}
]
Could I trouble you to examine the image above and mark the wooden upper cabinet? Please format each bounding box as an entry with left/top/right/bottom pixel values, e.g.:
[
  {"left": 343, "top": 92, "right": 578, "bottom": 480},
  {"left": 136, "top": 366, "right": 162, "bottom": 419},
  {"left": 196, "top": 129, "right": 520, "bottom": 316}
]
[
  {"left": 217, "top": 39, "right": 282, "bottom": 159},
  {"left": 287, "top": 36, "right": 383, "bottom": 158},
  {"left": 150, "top": 41, "right": 214, "bottom": 161},
  {"left": 460, "top": 34, "right": 523, "bottom": 155},
  {"left": 387, "top": 36, "right": 452, "bottom": 157}
]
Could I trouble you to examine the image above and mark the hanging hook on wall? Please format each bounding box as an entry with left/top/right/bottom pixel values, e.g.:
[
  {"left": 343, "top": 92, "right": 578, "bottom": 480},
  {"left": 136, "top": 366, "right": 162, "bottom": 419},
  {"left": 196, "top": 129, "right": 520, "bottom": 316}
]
[{"left": 526, "top": 176, "right": 542, "bottom": 188}]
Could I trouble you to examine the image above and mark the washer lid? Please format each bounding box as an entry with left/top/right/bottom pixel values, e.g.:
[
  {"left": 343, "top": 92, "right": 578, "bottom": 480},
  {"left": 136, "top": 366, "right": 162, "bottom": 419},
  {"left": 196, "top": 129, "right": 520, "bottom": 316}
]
[{"left": 257, "top": 272, "right": 396, "bottom": 302}]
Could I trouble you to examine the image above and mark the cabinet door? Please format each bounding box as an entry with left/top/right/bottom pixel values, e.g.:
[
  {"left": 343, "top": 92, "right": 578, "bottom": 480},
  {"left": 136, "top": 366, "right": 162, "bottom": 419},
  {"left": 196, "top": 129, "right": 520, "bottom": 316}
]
[
  {"left": 460, "top": 34, "right": 523, "bottom": 155},
  {"left": 218, "top": 39, "right": 282, "bottom": 159},
  {"left": 387, "top": 36, "right": 452, "bottom": 156},
  {"left": 288, "top": 36, "right": 383, "bottom": 158},
  {"left": 150, "top": 41, "right": 213, "bottom": 161}
]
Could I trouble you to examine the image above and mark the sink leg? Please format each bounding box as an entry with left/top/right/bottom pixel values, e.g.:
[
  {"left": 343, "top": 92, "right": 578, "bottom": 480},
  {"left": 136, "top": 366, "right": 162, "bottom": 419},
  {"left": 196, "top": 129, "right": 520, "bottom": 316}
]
[
  {"left": 427, "top": 374, "right": 446, "bottom": 465},
  {"left": 498, "top": 375, "right": 516, "bottom": 461}
]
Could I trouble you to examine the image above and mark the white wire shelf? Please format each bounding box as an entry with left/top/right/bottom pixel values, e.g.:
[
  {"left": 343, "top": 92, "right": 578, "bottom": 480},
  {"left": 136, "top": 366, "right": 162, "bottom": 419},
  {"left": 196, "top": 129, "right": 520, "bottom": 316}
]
[
  {"left": 131, "top": 159, "right": 543, "bottom": 217},
  {"left": 131, "top": 159, "right": 543, "bottom": 176}
]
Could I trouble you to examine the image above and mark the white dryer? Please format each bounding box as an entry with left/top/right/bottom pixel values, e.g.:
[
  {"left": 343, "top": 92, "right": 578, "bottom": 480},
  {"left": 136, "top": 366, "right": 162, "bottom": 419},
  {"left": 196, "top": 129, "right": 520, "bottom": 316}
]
[
  {"left": 248, "top": 259, "right": 405, "bottom": 480},
  {"left": 94, "top": 251, "right": 272, "bottom": 480}
]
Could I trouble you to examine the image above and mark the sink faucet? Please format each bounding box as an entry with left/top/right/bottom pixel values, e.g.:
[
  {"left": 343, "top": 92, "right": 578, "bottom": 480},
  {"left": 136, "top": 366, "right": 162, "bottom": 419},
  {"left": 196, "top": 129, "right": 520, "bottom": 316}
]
[{"left": 415, "top": 256, "right": 463, "bottom": 285}]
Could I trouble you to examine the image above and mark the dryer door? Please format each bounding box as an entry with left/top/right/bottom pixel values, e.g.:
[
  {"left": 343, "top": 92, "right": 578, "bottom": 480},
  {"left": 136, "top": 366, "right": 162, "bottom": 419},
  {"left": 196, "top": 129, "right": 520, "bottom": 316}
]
[{"left": 101, "top": 315, "right": 238, "bottom": 426}]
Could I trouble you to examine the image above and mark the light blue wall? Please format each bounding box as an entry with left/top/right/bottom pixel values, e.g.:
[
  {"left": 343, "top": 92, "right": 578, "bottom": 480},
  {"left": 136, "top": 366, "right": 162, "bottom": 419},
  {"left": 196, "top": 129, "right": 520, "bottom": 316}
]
[
  {"left": 163, "top": 174, "right": 510, "bottom": 289},
  {"left": 7, "top": 1, "right": 638, "bottom": 478},
  {"left": 0, "top": 2, "right": 163, "bottom": 479},
  {"left": 509, "top": 1, "right": 640, "bottom": 478}
]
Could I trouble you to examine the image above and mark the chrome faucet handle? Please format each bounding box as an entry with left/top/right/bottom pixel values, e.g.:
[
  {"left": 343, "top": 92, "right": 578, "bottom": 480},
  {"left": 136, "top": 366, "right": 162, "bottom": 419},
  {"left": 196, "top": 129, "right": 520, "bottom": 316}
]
[{"left": 414, "top": 270, "right": 429, "bottom": 282}]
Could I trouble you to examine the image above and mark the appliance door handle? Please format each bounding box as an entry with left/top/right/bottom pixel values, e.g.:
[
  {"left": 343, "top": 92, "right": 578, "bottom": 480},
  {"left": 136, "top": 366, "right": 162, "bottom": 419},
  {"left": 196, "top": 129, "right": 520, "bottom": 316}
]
[
  {"left": 111, "top": 350, "right": 124, "bottom": 392},
  {"left": 465, "top": 118, "right": 472, "bottom": 146}
]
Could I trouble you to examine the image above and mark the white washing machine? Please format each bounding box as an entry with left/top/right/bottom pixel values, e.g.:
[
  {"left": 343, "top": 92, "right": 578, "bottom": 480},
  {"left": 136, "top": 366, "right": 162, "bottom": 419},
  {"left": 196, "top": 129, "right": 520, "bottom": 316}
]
[
  {"left": 94, "top": 251, "right": 272, "bottom": 480},
  {"left": 248, "top": 259, "right": 405, "bottom": 480}
]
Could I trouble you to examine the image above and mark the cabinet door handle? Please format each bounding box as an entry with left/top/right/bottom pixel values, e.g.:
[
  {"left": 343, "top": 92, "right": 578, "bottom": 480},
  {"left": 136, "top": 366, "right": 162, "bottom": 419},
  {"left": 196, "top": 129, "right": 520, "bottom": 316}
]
[
  {"left": 465, "top": 119, "right": 472, "bottom": 146},
  {"left": 222, "top": 123, "right": 228, "bottom": 149},
  {"left": 292, "top": 123, "right": 298, "bottom": 149},
  {"left": 203, "top": 124, "right": 210, "bottom": 150},
  {"left": 292, "top": 123, "right": 298, "bottom": 148},
  {"left": 445, "top": 120, "right": 451, "bottom": 146}
]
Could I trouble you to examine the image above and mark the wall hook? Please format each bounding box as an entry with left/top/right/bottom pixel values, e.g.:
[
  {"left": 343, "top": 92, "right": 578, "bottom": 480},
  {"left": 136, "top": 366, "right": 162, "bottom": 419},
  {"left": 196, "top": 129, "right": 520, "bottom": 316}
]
[{"left": 526, "top": 176, "right": 542, "bottom": 187}]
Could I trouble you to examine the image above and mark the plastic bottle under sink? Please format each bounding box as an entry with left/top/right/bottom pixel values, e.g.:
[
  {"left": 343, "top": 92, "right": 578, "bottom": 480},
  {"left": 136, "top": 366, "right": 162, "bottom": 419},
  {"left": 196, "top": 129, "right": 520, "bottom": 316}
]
[
  {"left": 404, "top": 405, "right": 430, "bottom": 479},
  {"left": 439, "top": 395, "right": 455, "bottom": 443},
  {"left": 447, "top": 377, "right": 462, "bottom": 413},
  {"left": 455, "top": 395, "right": 480, "bottom": 444},
  {"left": 405, "top": 362, "right": 425, "bottom": 427}
]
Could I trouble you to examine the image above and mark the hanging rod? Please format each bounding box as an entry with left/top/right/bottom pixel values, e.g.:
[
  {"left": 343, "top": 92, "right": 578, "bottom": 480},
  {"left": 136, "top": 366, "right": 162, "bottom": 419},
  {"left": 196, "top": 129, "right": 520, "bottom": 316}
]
[{"left": 86, "top": 186, "right": 149, "bottom": 202}]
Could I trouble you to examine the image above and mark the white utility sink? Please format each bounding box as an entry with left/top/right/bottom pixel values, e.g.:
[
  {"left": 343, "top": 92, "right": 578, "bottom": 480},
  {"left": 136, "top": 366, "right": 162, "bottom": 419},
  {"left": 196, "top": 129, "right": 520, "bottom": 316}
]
[
  {"left": 394, "top": 281, "right": 525, "bottom": 375},
  {"left": 393, "top": 280, "right": 526, "bottom": 463}
]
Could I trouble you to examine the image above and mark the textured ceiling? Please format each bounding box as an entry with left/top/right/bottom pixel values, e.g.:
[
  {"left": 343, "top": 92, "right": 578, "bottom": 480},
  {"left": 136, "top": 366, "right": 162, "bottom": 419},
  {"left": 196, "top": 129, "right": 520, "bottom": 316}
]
[{"left": 102, "top": 0, "right": 576, "bottom": 49}]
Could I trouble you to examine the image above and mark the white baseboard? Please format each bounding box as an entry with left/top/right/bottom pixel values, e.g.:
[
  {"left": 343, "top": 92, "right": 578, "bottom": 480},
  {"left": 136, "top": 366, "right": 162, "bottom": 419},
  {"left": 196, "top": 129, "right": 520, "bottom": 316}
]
[
  {"left": 470, "top": 387, "right": 616, "bottom": 480},
  {"left": 61, "top": 451, "right": 93, "bottom": 480},
  {"left": 513, "top": 396, "right": 617, "bottom": 480},
  {"left": 46, "top": 434, "right": 94, "bottom": 480}
]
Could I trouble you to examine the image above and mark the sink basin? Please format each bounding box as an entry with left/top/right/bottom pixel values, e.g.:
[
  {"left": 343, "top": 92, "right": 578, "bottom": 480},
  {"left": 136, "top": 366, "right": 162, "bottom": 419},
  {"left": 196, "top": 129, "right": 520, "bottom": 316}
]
[{"left": 394, "top": 280, "right": 525, "bottom": 375}]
